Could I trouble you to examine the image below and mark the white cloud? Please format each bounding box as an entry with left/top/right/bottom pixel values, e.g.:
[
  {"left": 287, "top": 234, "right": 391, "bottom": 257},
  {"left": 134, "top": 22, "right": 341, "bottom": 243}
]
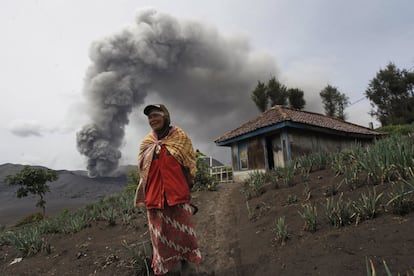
[{"left": 9, "top": 120, "right": 44, "bottom": 137}]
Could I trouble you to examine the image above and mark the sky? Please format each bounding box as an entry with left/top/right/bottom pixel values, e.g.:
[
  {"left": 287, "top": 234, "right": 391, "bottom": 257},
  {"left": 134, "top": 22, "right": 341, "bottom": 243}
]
[{"left": 1, "top": 0, "right": 413, "bottom": 172}]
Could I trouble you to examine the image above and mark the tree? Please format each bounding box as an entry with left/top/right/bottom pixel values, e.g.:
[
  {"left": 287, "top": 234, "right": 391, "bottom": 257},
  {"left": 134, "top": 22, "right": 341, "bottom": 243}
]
[
  {"left": 5, "top": 166, "right": 58, "bottom": 216},
  {"left": 267, "top": 77, "right": 288, "bottom": 107},
  {"left": 287, "top": 88, "right": 306, "bottom": 110},
  {"left": 365, "top": 62, "right": 414, "bottom": 126},
  {"left": 251, "top": 77, "right": 307, "bottom": 112},
  {"left": 251, "top": 81, "right": 268, "bottom": 112},
  {"left": 320, "top": 85, "right": 337, "bottom": 117},
  {"left": 336, "top": 93, "right": 350, "bottom": 120},
  {"left": 320, "top": 85, "right": 349, "bottom": 119}
]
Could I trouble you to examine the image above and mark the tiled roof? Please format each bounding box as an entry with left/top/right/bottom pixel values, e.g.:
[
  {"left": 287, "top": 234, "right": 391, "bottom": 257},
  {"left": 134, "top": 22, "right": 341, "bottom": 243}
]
[{"left": 215, "top": 105, "right": 381, "bottom": 143}]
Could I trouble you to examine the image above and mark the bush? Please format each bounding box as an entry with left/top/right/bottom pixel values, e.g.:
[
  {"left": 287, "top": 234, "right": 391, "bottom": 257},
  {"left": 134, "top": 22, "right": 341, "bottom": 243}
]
[{"left": 194, "top": 157, "right": 216, "bottom": 191}]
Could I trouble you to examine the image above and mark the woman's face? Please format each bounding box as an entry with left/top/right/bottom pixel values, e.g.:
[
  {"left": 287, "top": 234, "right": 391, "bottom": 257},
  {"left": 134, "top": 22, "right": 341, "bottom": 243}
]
[{"left": 148, "top": 113, "right": 165, "bottom": 131}]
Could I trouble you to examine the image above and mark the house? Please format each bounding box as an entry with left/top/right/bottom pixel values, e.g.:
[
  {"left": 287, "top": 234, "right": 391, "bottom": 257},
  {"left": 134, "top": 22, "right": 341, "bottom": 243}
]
[{"left": 214, "top": 105, "right": 382, "bottom": 182}]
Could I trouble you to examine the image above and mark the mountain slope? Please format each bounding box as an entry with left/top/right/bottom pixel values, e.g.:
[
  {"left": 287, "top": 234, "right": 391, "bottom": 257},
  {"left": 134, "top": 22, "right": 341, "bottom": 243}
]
[{"left": 0, "top": 163, "right": 135, "bottom": 226}]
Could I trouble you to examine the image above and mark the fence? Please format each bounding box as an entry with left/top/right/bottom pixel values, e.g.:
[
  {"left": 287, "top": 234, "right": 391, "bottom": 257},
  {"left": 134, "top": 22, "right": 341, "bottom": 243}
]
[
  {"left": 199, "top": 156, "right": 233, "bottom": 183},
  {"left": 211, "top": 166, "right": 233, "bottom": 183}
]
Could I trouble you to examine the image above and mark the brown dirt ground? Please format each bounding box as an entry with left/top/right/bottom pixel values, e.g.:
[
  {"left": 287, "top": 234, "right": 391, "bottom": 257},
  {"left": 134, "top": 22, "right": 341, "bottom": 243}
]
[{"left": 1, "top": 169, "right": 414, "bottom": 275}]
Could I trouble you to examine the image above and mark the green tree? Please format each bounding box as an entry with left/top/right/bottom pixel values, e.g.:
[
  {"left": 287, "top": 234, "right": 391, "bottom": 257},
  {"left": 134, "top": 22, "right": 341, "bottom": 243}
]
[
  {"left": 320, "top": 85, "right": 337, "bottom": 116},
  {"left": 365, "top": 62, "right": 414, "bottom": 126},
  {"left": 336, "top": 93, "right": 350, "bottom": 120},
  {"left": 320, "top": 85, "right": 349, "bottom": 119},
  {"left": 287, "top": 88, "right": 306, "bottom": 110},
  {"left": 5, "top": 166, "right": 58, "bottom": 216},
  {"left": 267, "top": 77, "right": 288, "bottom": 107},
  {"left": 251, "top": 81, "right": 268, "bottom": 112}
]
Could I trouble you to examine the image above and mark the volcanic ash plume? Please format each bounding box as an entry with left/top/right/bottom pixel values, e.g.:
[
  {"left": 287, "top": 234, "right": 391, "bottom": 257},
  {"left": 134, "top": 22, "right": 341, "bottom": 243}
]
[{"left": 76, "top": 8, "right": 276, "bottom": 177}]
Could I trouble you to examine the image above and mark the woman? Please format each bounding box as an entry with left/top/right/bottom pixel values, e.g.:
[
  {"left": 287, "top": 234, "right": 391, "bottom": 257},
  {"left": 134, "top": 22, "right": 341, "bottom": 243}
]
[{"left": 135, "top": 104, "right": 202, "bottom": 275}]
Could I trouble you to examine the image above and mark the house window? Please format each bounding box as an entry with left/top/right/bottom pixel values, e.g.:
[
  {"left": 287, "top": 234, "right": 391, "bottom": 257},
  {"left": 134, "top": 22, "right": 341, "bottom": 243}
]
[{"left": 239, "top": 142, "right": 248, "bottom": 170}]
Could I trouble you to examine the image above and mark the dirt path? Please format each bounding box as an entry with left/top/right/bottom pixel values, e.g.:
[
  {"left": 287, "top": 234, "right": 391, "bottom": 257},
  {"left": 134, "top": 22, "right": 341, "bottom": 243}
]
[{"left": 193, "top": 182, "right": 244, "bottom": 275}]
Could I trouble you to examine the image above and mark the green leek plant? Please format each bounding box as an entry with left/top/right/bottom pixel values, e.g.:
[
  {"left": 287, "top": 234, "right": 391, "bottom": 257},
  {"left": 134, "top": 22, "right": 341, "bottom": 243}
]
[
  {"left": 273, "top": 216, "right": 289, "bottom": 245},
  {"left": 324, "top": 193, "right": 354, "bottom": 228},
  {"left": 265, "top": 169, "right": 281, "bottom": 189},
  {"left": 242, "top": 171, "right": 266, "bottom": 199},
  {"left": 286, "top": 194, "right": 298, "bottom": 205},
  {"left": 387, "top": 176, "right": 414, "bottom": 215},
  {"left": 353, "top": 188, "right": 384, "bottom": 220},
  {"left": 2, "top": 227, "right": 44, "bottom": 256},
  {"left": 298, "top": 203, "right": 317, "bottom": 232},
  {"left": 280, "top": 163, "right": 296, "bottom": 187}
]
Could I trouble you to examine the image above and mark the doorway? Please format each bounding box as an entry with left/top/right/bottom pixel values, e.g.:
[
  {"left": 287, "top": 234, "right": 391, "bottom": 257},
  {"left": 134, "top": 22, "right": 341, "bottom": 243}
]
[{"left": 265, "top": 136, "right": 275, "bottom": 170}]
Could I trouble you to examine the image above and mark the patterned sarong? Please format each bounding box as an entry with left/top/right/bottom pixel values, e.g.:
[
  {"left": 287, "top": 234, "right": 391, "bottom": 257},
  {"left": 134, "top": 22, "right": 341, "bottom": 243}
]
[{"left": 148, "top": 203, "right": 202, "bottom": 275}]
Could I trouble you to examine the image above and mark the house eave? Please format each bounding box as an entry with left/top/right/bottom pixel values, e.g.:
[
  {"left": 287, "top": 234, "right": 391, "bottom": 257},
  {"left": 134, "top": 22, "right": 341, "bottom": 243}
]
[
  {"left": 215, "top": 121, "right": 381, "bottom": 146},
  {"left": 215, "top": 121, "right": 289, "bottom": 146}
]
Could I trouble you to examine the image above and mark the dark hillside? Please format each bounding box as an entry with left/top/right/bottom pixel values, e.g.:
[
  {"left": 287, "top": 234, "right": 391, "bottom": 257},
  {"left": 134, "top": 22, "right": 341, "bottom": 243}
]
[{"left": 0, "top": 164, "right": 135, "bottom": 226}]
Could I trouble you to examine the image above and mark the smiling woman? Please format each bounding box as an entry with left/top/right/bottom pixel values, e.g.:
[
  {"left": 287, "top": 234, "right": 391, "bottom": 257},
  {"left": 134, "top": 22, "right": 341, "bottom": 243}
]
[
  {"left": 144, "top": 104, "right": 170, "bottom": 135},
  {"left": 148, "top": 113, "right": 164, "bottom": 130},
  {"left": 135, "top": 104, "right": 201, "bottom": 275}
]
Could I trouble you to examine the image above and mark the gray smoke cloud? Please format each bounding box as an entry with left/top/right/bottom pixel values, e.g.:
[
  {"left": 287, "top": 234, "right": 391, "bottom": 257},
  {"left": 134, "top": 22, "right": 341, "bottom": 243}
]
[{"left": 77, "top": 8, "right": 277, "bottom": 177}]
